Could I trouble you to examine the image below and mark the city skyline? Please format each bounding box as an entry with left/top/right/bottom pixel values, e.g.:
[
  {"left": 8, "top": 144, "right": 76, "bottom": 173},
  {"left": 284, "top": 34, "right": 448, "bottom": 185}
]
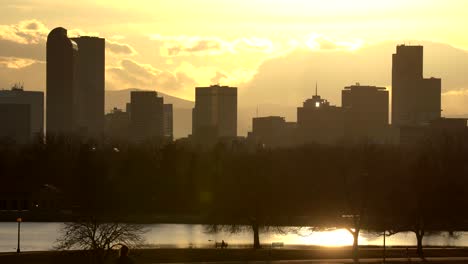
[
  {"left": 1, "top": 36, "right": 466, "bottom": 143},
  {"left": 2, "top": 2, "right": 468, "bottom": 262},
  {"left": 1, "top": 1, "right": 468, "bottom": 120}
]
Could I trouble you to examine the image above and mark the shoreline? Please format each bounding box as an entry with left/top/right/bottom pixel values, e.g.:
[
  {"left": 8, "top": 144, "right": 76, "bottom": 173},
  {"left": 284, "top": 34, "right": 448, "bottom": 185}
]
[{"left": 3, "top": 247, "right": 468, "bottom": 263}]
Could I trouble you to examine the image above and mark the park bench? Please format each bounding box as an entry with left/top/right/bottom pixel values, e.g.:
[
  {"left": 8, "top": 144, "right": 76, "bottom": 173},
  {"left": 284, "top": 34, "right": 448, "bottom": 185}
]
[
  {"left": 271, "top": 242, "right": 284, "bottom": 248},
  {"left": 215, "top": 241, "right": 228, "bottom": 248}
]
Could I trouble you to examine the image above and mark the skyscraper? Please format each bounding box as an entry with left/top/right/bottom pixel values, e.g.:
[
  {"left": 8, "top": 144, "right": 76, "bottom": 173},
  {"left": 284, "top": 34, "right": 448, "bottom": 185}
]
[
  {"left": 392, "top": 45, "right": 441, "bottom": 127},
  {"left": 0, "top": 104, "right": 30, "bottom": 143},
  {"left": 297, "top": 87, "right": 343, "bottom": 145},
  {"left": 46, "top": 27, "right": 78, "bottom": 135},
  {"left": 71, "top": 36, "right": 105, "bottom": 136},
  {"left": 0, "top": 85, "right": 44, "bottom": 142},
  {"left": 163, "top": 104, "right": 174, "bottom": 139},
  {"left": 105, "top": 107, "right": 130, "bottom": 141},
  {"left": 342, "top": 84, "right": 389, "bottom": 141},
  {"left": 249, "top": 116, "right": 296, "bottom": 148},
  {"left": 192, "top": 85, "right": 237, "bottom": 145},
  {"left": 129, "top": 91, "right": 164, "bottom": 141}
]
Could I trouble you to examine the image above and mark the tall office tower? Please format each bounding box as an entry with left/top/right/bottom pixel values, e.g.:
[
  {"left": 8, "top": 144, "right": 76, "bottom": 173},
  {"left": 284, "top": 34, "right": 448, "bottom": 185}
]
[
  {"left": 105, "top": 107, "right": 130, "bottom": 141},
  {"left": 0, "top": 85, "right": 44, "bottom": 142},
  {"left": 46, "top": 27, "right": 78, "bottom": 135},
  {"left": 249, "top": 116, "right": 296, "bottom": 148},
  {"left": 342, "top": 84, "right": 389, "bottom": 141},
  {"left": 163, "top": 104, "right": 173, "bottom": 139},
  {"left": 0, "top": 104, "right": 30, "bottom": 143},
  {"left": 71, "top": 36, "right": 105, "bottom": 136},
  {"left": 129, "top": 91, "right": 164, "bottom": 141},
  {"left": 392, "top": 45, "right": 441, "bottom": 127},
  {"left": 192, "top": 85, "right": 237, "bottom": 144},
  {"left": 297, "top": 89, "right": 343, "bottom": 145}
]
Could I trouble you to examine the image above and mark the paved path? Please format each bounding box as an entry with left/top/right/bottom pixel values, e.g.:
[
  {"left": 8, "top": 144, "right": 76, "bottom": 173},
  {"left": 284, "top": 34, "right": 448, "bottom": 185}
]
[{"left": 157, "top": 257, "right": 468, "bottom": 264}]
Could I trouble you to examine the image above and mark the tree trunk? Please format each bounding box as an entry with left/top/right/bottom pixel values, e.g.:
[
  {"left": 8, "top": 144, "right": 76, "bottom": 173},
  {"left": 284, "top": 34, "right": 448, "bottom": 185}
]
[
  {"left": 352, "top": 230, "right": 359, "bottom": 263},
  {"left": 346, "top": 228, "right": 360, "bottom": 263},
  {"left": 252, "top": 222, "right": 261, "bottom": 249},
  {"left": 415, "top": 230, "right": 425, "bottom": 259}
]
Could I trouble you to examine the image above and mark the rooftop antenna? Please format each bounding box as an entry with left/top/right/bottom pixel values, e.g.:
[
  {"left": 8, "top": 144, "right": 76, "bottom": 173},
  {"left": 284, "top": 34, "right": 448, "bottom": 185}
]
[
  {"left": 256, "top": 105, "right": 259, "bottom": 118},
  {"left": 315, "top": 81, "right": 318, "bottom": 96}
]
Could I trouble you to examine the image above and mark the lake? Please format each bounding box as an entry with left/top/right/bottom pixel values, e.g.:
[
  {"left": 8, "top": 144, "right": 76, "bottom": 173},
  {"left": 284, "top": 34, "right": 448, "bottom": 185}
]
[{"left": 0, "top": 222, "right": 466, "bottom": 252}]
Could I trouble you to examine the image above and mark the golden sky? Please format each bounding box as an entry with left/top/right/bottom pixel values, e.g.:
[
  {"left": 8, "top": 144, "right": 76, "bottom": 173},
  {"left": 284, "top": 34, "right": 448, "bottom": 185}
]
[{"left": 1, "top": 0, "right": 468, "bottom": 105}]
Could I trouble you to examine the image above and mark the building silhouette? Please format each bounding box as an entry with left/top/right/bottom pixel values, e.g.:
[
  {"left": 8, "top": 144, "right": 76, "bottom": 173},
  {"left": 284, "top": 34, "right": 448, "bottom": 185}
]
[
  {"left": 248, "top": 116, "right": 296, "bottom": 148},
  {"left": 163, "top": 104, "right": 174, "bottom": 139},
  {"left": 399, "top": 118, "right": 468, "bottom": 145},
  {"left": 297, "top": 86, "right": 343, "bottom": 144},
  {"left": 0, "top": 85, "right": 44, "bottom": 143},
  {"left": 71, "top": 36, "right": 105, "bottom": 136},
  {"left": 105, "top": 107, "right": 129, "bottom": 141},
  {"left": 47, "top": 27, "right": 106, "bottom": 137},
  {"left": 392, "top": 45, "right": 441, "bottom": 127},
  {"left": 129, "top": 91, "right": 164, "bottom": 141},
  {"left": 192, "top": 85, "right": 237, "bottom": 145},
  {"left": 342, "top": 83, "right": 390, "bottom": 142},
  {"left": 46, "top": 27, "right": 78, "bottom": 135}
]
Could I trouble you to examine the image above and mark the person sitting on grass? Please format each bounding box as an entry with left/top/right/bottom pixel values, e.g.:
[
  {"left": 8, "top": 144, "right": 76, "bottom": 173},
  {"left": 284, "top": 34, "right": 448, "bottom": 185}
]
[
  {"left": 221, "top": 240, "right": 228, "bottom": 249},
  {"left": 116, "top": 245, "right": 134, "bottom": 264}
]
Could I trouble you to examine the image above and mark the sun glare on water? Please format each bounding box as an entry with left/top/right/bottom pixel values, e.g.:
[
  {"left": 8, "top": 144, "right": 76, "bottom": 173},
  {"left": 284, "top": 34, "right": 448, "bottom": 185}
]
[{"left": 293, "top": 229, "right": 361, "bottom": 247}]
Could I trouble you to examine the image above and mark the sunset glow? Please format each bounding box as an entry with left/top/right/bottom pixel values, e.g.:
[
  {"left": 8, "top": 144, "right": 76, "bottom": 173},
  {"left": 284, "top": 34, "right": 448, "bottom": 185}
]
[
  {"left": 1, "top": 0, "right": 468, "bottom": 136},
  {"left": 292, "top": 229, "right": 360, "bottom": 247}
]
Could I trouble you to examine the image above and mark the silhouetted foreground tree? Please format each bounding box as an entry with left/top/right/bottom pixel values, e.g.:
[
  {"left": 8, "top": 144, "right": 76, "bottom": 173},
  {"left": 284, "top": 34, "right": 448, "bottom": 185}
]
[
  {"left": 55, "top": 218, "right": 146, "bottom": 264},
  {"left": 2, "top": 134, "right": 468, "bottom": 256}
]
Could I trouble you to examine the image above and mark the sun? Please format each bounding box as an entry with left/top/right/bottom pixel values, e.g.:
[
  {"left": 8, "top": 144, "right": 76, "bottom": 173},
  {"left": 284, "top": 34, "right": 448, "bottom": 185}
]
[{"left": 296, "top": 228, "right": 357, "bottom": 247}]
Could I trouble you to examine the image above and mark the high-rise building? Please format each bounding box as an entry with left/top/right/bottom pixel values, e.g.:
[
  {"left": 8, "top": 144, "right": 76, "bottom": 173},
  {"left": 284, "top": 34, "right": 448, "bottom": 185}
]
[
  {"left": 129, "top": 91, "right": 164, "bottom": 141},
  {"left": 105, "top": 107, "right": 130, "bottom": 141},
  {"left": 248, "top": 116, "right": 296, "bottom": 148},
  {"left": 0, "top": 104, "right": 30, "bottom": 143},
  {"left": 163, "top": 104, "right": 173, "bottom": 139},
  {"left": 0, "top": 86, "right": 44, "bottom": 142},
  {"left": 342, "top": 84, "right": 389, "bottom": 141},
  {"left": 297, "top": 88, "right": 343, "bottom": 145},
  {"left": 71, "top": 36, "right": 105, "bottom": 136},
  {"left": 192, "top": 85, "right": 237, "bottom": 144},
  {"left": 392, "top": 45, "right": 441, "bottom": 127},
  {"left": 46, "top": 27, "right": 78, "bottom": 135},
  {"left": 399, "top": 118, "right": 468, "bottom": 145}
]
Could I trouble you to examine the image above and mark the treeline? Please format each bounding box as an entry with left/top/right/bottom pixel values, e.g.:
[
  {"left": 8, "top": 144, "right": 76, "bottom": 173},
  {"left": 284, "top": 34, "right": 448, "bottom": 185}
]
[{"left": 1, "top": 135, "right": 468, "bottom": 257}]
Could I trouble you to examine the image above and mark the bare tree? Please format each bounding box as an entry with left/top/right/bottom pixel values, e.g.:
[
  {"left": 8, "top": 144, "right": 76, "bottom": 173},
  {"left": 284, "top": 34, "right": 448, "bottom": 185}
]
[
  {"left": 205, "top": 222, "right": 290, "bottom": 249},
  {"left": 55, "top": 218, "right": 147, "bottom": 264}
]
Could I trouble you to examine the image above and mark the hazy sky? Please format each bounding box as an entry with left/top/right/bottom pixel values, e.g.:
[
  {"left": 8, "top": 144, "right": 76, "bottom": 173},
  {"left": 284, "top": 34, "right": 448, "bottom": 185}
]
[{"left": 1, "top": 0, "right": 468, "bottom": 106}]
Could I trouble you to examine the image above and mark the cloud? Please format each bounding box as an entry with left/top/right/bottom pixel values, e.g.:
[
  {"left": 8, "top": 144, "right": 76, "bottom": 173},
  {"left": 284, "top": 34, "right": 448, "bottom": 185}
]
[
  {"left": 150, "top": 34, "right": 278, "bottom": 57},
  {"left": 109, "top": 35, "right": 126, "bottom": 41},
  {"left": 241, "top": 41, "right": 468, "bottom": 110},
  {"left": 0, "top": 38, "right": 45, "bottom": 61},
  {"left": 0, "top": 56, "right": 43, "bottom": 69},
  {"left": 150, "top": 34, "right": 228, "bottom": 56},
  {"left": 306, "top": 34, "right": 363, "bottom": 51},
  {"left": 442, "top": 89, "right": 468, "bottom": 96},
  {"left": 0, "top": 59, "right": 45, "bottom": 91},
  {"left": 66, "top": 28, "right": 100, "bottom": 38},
  {"left": 233, "top": 37, "right": 274, "bottom": 53},
  {"left": 106, "top": 40, "right": 137, "bottom": 55},
  {"left": 0, "top": 19, "right": 49, "bottom": 44},
  {"left": 106, "top": 59, "right": 195, "bottom": 91},
  {"left": 211, "top": 71, "right": 228, "bottom": 84}
]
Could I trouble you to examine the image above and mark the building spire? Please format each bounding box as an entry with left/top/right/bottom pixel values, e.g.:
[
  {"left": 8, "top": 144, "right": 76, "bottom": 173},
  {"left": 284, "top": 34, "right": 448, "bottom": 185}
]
[{"left": 315, "top": 82, "right": 318, "bottom": 96}]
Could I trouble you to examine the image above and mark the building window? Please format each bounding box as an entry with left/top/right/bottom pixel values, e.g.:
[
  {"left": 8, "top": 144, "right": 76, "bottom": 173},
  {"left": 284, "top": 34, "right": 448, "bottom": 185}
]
[
  {"left": 21, "top": 200, "right": 29, "bottom": 211},
  {"left": 11, "top": 200, "right": 18, "bottom": 211}
]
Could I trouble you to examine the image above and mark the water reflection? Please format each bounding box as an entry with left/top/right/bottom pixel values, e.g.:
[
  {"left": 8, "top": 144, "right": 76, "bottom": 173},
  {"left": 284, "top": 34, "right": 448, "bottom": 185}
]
[{"left": 0, "top": 223, "right": 467, "bottom": 252}]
